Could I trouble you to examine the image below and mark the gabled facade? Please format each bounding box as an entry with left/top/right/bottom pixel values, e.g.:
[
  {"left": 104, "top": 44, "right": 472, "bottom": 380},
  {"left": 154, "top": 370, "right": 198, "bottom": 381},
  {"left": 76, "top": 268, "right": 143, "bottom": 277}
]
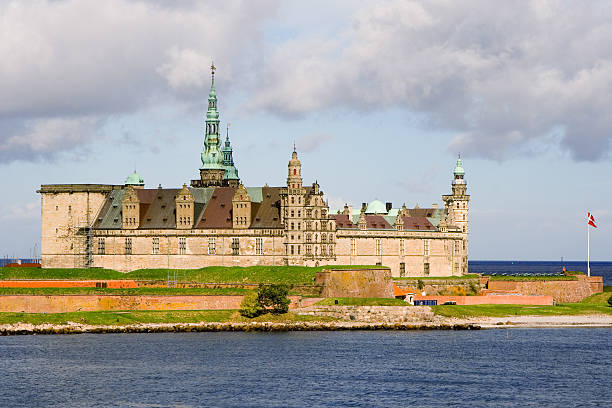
[{"left": 38, "top": 66, "right": 469, "bottom": 276}]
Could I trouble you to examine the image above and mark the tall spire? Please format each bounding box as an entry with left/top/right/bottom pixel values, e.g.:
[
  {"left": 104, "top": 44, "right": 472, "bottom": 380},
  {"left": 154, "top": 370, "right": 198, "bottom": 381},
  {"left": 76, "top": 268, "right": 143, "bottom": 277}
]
[{"left": 200, "top": 61, "right": 223, "bottom": 171}]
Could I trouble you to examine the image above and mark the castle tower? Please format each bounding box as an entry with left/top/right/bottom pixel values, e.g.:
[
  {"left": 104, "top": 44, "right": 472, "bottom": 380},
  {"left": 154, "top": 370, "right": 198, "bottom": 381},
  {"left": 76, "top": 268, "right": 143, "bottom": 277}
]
[
  {"left": 442, "top": 155, "right": 470, "bottom": 274},
  {"left": 222, "top": 124, "right": 240, "bottom": 188},
  {"left": 281, "top": 147, "right": 306, "bottom": 264},
  {"left": 196, "top": 62, "right": 227, "bottom": 187},
  {"left": 124, "top": 170, "right": 145, "bottom": 189},
  {"left": 175, "top": 184, "right": 195, "bottom": 229},
  {"left": 287, "top": 146, "right": 302, "bottom": 188}
]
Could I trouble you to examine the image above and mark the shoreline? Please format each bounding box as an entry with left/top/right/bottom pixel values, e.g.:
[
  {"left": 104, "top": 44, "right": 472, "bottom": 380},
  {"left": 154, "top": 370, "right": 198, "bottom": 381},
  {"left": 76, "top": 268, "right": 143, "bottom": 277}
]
[{"left": 2, "top": 314, "right": 612, "bottom": 335}]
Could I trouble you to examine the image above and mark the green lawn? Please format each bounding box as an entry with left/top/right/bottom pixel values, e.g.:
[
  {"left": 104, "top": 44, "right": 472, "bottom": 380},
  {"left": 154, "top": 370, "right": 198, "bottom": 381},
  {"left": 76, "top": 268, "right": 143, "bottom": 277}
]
[
  {"left": 0, "top": 287, "right": 251, "bottom": 296},
  {"left": 315, "top": 297, "right": 410, "bottom": 306},
  {"left": 0, "top": 310, "right": 336, "bottom": 325},
  {"left": 0, "top": 265, "right": 384, "bottom": 285},
  {"left": 431, "top": 292, "right": 612, "bottom": 318}
]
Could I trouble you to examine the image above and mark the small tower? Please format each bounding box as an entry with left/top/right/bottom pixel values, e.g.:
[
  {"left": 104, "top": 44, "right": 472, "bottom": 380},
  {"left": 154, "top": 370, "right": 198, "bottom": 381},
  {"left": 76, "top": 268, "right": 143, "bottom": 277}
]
[
  {"left": 222, "top": 124, "right": 240, "bottom": 188},
  {"left": 358, "top": 204, "right": 367, "bottom": 230},
  {"left": 287, "top": 146, "right": 302, "bottom": 189},
  {"left": 232, "top": 183, "right": 251, "bottom": 229},
  {"left": 122, "top": 185, "right": 140, "bottom": 230},
  {"left": 124, "top": 171, "right": 145, "bottom": 189},
  {"left": 175, "top": 184, "right": 195, "bottom": 229}
]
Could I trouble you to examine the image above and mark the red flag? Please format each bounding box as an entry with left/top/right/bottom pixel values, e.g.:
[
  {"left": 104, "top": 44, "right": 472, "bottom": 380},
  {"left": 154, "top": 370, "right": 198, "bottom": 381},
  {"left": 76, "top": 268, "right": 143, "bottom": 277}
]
[{"left": 588, "top": 212, "right": 597, "bottom": 228}]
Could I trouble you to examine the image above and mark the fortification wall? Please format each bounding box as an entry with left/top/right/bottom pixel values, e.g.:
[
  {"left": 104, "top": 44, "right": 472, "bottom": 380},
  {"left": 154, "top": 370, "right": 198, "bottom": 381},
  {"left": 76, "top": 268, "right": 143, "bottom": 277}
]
[
  {"left": 315, "top": 268, "right": 392, "bottom": 298},
  {"left": 414, "top": 295, "right": 553, "bottom": 306},
  {"left": 0, "top": 280, "right": 137, "bottom": 288},
  {"left": 394, "top": 278, "right": 483, "bottom": 296},
  {"left": 485, "top": 275, "right": 603, "bottom": 303},
  {"left": 0, "top": 295, "right": 321, "bottom": 313}
]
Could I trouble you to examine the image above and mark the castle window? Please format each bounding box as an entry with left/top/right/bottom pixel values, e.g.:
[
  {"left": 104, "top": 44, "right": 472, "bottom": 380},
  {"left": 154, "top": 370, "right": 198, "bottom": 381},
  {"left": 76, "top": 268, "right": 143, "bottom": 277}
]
[
  {"left": 321, "top": 209, "right": 326, "bottom": 218},
  {"left": 424, "top": 239, "right": 430, "bottom": 257},
  {"left": 375, "top": 239, "right": 382, "bottom": 256},
  {"left": 297, "top": 223, "right": 301, "bottom": 230},
  {"left": 291, "top": 197, "right": 295, "bottom": 204},
  {"left": 298, "top": 210, "right": 301, "bottom": 217},
  {"left": 306, "top": 233, "right": 312, "bottom": 243},
  {"left": 350, "top": 238, "right": 356, "bottom": 256},
  {"left": 306, "top": 245, "right": 312, "bottom": 255},
  {"left": 256, "top": 238, "right": 263, "bottom": 255},
  {"left": 97, "top": 238, "right": 105, "bottom": 255},
  {"left": 321, "top": 233, "right": 327, "bottom": 243},
  {"left": 424, "top": 262, "right": 430, "bottom": 276},
  {"left": 399, "top": 239, "right": 405, "bottom": 257},
  {"left": 298, "top": 197, "right": 301, "bottom": 204},
  {"left": 68, "top": 205, "right": 71, "bottom": 212},
  {"left": 55, "top": 205, "right": 58, "bottom": 211},
  {"left": 463, "top": 240, "right": 466, "bottom": 250},
  {"left": 463, "top": 214, "right": 466, "bottom": 221},
  {"left": 291, "top": 222, "right": 294, "bottom": 230},
  {"left": 179, "top": 237, "right": 186, "bottom": 255},
  {"left": 291, "top": 245, "right": 294, "bottom": 255},
  {"left": 297, "top": 245, "right": 301, "bottom": 255},
  {"left": 232, "top": 238, "right": 240, "bottom": 255},
  {"left": 463, "top": 226, "right": 467, "bottom": 232},
  {"left": 125, "top": 238, "right": 132, "bottom": 255},
  {"left": 306, "top": 210, "right": 311, "bottom": 218},
  {"left": 293, "top": 169, "right": 296, "bottom": 175},
  {"left": 329, "top": 245, "right": 334, "bottom": 257},
  {"left": 321, "top": 246, "right": 327, "bottom": 256},
  {"left": 208, "top": 237, "right": 216, "bottom": 255},
  {"left": 152, "top": 237, "right": 159, "bottom": 255},
  {"left": 291, "top": 210, "right": 294, "bottom": 217}
]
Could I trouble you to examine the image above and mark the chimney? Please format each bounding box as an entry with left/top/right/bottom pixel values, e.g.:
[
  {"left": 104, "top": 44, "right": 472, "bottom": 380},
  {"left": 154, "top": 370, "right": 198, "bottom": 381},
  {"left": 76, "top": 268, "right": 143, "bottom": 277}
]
[{"left": 386, "top": 202, "right": 392, "bottom": 212}]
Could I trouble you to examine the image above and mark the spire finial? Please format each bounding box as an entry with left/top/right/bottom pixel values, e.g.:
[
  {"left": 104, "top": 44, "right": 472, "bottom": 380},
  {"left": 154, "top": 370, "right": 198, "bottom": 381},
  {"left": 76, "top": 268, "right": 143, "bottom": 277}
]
[
  {"left": 293, "top": 140, "right": 296, "bottom": 152},
  {"left": 211, "top": 61, "right": 216, "bottom": 80},
  {"left": 226, "top": 122, "right": 230, "bottom": 140}
]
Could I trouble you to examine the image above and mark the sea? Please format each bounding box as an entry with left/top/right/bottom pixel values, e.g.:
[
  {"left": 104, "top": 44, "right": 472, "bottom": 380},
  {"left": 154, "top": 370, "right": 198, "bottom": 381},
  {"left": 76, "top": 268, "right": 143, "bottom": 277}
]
[
  {"left": 469, "top": 260, "right": 612, "bottom": 286},
  {"left": 0, "top": 330, "right": 610, "bottom": 407}
]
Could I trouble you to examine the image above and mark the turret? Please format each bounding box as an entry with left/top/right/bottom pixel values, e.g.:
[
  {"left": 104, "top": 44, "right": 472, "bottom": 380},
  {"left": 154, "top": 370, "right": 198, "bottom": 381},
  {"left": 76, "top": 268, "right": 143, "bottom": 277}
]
[
  {"left": 175, "top": 184, "right": 195, "bottom": 229},
  {"left": 124, "top": 171, "right": 144, "bottom": 189},
  {"left": 287, "top": 146, "right": 302, "bottom": 189},
  {"left": 222, "top": 124, "right": 240, "bottom": 188}
]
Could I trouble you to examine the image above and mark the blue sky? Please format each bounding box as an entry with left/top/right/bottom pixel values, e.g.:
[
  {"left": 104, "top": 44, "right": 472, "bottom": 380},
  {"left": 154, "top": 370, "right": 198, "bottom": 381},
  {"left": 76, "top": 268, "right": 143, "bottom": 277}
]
[{"left": 0, "top": 0, "right": 610, "bottom": 261}]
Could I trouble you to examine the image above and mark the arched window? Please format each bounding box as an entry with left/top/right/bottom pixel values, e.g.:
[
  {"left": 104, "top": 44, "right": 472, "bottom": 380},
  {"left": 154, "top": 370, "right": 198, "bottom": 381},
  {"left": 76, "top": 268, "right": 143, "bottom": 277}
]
[{"left": 293, "top": 169, "right": 296, "bottom": 175}]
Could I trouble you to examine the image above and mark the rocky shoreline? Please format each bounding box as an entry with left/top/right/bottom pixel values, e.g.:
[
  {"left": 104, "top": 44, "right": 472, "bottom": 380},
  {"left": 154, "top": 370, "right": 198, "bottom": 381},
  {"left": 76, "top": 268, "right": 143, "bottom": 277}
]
[{"left": 0, "top": 321, "right": 482, "bottom": 335}]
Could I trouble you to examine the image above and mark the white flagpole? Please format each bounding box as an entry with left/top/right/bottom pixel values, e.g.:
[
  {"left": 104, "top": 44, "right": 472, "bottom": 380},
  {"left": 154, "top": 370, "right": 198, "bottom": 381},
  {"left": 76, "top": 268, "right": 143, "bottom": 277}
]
[{"left": 587, "top": 216, "right": 590, "bottom": 277}]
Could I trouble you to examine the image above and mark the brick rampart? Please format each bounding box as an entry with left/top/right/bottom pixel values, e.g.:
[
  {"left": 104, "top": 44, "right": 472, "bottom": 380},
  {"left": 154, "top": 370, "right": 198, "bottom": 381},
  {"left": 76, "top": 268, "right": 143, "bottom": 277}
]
[
  {"left": 0, "top": 280, "right": 138, "bottom": 289},
  {"left": 414, "top": 295, "right": 553, "bottom": 306},
  {"left": 0, "top": 295, "right": 322, "bottom": 313},
  {"left": 485, "top": 275, "right": 603, "bottom": 303}
]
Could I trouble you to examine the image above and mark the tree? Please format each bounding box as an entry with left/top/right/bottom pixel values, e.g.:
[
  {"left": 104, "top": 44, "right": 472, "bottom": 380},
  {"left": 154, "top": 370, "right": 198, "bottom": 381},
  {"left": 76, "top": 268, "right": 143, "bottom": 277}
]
[
  {"left": 257, "top": 284, "right": 290, "bottom": 315},
  {"left": 608, "top": 295, "right": 612, "bottom": 307},
  {"left": 239, "top": 291, "right": 265, "bottom": 318}
]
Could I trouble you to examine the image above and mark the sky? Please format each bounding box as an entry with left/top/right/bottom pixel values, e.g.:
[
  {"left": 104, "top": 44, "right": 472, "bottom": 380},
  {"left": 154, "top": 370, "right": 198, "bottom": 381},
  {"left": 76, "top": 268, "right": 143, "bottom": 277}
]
[{"left": 1, "top": 0, "right": 610, "bottom": 261}]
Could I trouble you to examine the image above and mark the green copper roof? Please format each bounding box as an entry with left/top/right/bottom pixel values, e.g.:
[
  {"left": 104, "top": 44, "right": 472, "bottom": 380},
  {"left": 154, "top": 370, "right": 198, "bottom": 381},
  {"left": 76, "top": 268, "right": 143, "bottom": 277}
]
[
  {"left": 365, "top": 200, "right": 387, "bottom": 214},
  {"left": 454, "top": 156, "right": 465, "bottom": 176},
  {"left": 125, "top": 171, "right": 144, "bottom": 186}
]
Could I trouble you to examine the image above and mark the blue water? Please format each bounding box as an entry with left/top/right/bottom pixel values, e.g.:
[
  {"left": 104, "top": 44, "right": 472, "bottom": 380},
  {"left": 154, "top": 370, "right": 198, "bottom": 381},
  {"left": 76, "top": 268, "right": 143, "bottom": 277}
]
[
  {"left": 0, "top": 330, "right": 610, "bottom": 407},
  {"left": 470, "top": 260, "right": 612, "bottom": 285}
]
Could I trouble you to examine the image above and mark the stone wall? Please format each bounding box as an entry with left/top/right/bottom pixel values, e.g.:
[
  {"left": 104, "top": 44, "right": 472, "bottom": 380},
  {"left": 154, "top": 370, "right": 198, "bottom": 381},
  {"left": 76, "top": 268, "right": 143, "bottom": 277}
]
[
  {"left": 315, "top": 268, "right": 393, "bottom": 298},
  {"left": 484, "top": 275, "right": 604, "bottom": 303},
  {"left": 394, "top": 278, "right": 483, "bottom": 296},
  {"left": 414, "top": 295, "right": 554, "bottom": 305},
  {"left": 296, "top": 305, "right": 434, "bottom": 323},
  {"left": 0, "top": 295, "right": 322, "bottom": 313},
  {"left": 0, "top": 280, "right": 138, "bottom": 288}
]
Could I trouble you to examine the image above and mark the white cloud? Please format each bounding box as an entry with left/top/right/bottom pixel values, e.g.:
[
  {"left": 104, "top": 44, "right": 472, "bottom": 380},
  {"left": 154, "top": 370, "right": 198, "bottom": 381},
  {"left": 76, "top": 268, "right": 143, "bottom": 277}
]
[
  {"left": 0, "top": 201, "right": 40, "bottom": 221},
  {"left": 250, "top": 0, "right": 612, "bottom": 161},
  {"left": 298, "top": 132, "right": 333, "bottom": 153}
]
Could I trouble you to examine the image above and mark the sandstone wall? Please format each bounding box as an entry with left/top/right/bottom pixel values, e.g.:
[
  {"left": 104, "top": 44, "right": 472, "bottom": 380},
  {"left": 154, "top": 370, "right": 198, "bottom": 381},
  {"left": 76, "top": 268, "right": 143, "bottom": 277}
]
[
  {"left": 394, "top": 278, "right": 483, "bottom": 296},
  {"left": 485, "top": 275, "right": 603, "bottom": 303},
  {"left": 296, "top": 305, "right": 434, "bottom": 323},
  {"left": 315, "top": 268, "right": 393, "bottom": 298},
  {"left": 0, "top": 295, "right": 320, "bottom": 313},
  {"left": 0, "top": 280, "right": 137, "bottom": 288}
]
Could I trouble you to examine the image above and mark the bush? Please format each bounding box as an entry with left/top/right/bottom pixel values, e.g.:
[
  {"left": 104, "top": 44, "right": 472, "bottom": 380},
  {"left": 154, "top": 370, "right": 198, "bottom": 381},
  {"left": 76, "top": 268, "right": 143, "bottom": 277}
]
[
  {"left": 608, "top": 295, "right": 612, "bottom": 307},
  {"left": 257, "top": 284, "right": 290, "bottom": 315},
  {"left": 417, "top": 280, "right": 424, "bottom": 291},
  {"left": 239, "top": 291, "right": 265, "bottom": 318}
]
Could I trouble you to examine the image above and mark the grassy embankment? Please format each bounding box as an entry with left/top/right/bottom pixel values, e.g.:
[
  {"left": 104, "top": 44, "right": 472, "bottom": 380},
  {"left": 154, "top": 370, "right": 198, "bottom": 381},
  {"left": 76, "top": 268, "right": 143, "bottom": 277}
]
[
  {"left": 0, "top": 310, "right": 337, "bottom": 326},
  {"left": 0, "top": 287, "right": 250, "bottom": 296},
  {"left": 431, "top": 289, "right": 612, "bottom": 318},
  {"left": 0, "top": 265, "right": 385, "bottom": 285}
]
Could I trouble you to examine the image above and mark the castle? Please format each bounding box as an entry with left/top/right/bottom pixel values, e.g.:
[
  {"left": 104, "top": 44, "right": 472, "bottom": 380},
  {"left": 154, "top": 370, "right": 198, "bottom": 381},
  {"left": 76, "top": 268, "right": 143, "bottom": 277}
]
[{"left": 38, "top": 65, "right": 470, "bottom": 276}]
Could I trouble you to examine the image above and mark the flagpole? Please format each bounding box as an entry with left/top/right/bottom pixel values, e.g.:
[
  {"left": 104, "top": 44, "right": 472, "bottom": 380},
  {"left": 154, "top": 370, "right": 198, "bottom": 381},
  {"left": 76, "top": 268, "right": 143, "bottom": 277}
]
[{"left": 587, "top": 218, "right": 590, "bottom": 277}]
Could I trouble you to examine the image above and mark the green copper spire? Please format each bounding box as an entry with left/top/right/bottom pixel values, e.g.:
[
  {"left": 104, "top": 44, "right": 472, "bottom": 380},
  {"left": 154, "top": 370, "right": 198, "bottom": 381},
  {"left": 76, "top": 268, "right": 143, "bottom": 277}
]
[
  {"left": 200, "top": 62, "right": 224, "bottom": 170},
  {"left": 124, "top": 170, "right": 144, "bottom": 186},
  {"left": 454, "top": 154, "right": 465, "bottom": 176},
  {"left": 222, "top": 123, "right": 239, "bottom": 181}
]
